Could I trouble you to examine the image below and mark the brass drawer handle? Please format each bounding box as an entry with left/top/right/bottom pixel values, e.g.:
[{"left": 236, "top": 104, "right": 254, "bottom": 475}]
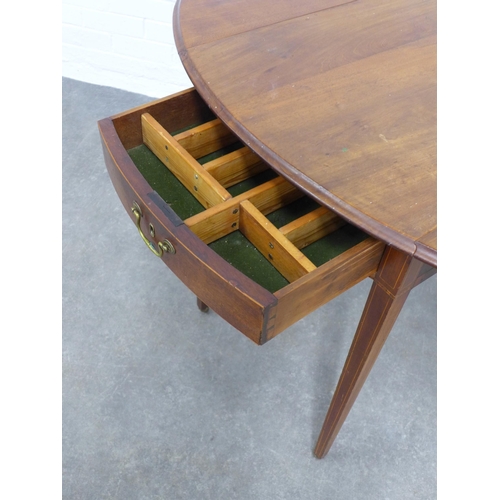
[{"left": 131, "top": 201, "right": 175, "bottom": 257}]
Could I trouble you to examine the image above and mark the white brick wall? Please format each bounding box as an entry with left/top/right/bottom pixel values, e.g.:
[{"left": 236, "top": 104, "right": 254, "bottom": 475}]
[{"left": 62, "top": 0, "right": 192, "bottom": 97}]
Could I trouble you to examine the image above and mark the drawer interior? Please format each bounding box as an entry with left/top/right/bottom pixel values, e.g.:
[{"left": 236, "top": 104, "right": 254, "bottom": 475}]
[{"left": 126, "top": 109, "right": 371, "bottom": 294}]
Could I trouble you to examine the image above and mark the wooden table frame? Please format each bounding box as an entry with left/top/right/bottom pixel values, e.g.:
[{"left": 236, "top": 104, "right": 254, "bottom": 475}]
[{"left": 171, "top": 0, "right": 437, "bottom": 458}]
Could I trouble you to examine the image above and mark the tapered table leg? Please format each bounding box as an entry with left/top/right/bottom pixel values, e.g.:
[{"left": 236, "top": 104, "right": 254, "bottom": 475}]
[
  {"left": 196, "top": 297, "right": 209, "bottom": 313},
  {"left": 314, "top": 246, "right": 433, "bottom": 458}
]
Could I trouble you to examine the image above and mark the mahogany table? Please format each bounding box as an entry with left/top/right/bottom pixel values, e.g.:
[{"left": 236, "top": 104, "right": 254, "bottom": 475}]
[{"left": 173, "top": 0, "right": 437, "bottom": 458}]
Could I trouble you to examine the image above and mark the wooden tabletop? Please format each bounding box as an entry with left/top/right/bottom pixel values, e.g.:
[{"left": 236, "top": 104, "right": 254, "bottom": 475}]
[{"left": 174, "top": 0, "right": 437, "bottom": 267}]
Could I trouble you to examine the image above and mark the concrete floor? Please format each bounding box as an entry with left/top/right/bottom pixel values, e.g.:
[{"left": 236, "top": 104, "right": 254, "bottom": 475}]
[{"left": 62, "top": 77, "right": 437, "bottom": 499}]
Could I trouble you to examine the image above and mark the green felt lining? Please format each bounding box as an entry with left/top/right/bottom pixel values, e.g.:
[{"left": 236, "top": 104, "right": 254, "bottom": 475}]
[
  {"left": 128, "top": 145, "right": 205, "bottom": 220},
  {"left": 127, "top": 143, "right": 368, "bottom": 293},
  {"left": 208, "top": 231, "right": 289, "bottom": 293}
]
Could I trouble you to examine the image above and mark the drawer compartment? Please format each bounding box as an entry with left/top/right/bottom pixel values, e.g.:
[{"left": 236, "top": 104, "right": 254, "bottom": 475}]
[{"left": 98, "top": 88, "right": 384, "bottom": 344}]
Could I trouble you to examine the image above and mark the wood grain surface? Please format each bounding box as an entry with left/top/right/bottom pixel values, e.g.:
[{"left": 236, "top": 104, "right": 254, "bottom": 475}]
[{"left": 174, "top": 0, "right": 437, "bottom": 266}]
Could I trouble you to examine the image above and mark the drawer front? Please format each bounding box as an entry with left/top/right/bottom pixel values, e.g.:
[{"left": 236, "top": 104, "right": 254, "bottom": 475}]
[
  {"left": 99, "top": 117, "right": 277, "bottom": 344},
  {"left": 98, "top": 88, "right": 385, "bottom": 344}
]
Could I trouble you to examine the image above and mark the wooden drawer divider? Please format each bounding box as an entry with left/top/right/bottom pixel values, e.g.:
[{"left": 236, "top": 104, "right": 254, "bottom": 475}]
[
  {"left": 279, "top": 206, "right": 346, "bottom": 250},
  {"left": 203, "top": 146, "right": 268, "bottom": 188},
  {"left": 239, "top": 200, "right": 316, "bottom": 282},
  {"left": 140, "top": 110, "right": 378, "bottom": 288},
  {"left": 173, "top": 118, "right": 237, "bottom": 159},
  {"left": 185, "top": 177, "right": 302, "bottom": 244},
  {"left": 142, "top": 113, "right": 232, "bottom": 209}
]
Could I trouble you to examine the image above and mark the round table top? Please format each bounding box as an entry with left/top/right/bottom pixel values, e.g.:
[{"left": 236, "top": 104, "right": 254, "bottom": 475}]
[{"left": 174, "top": 0, "right": 437, "bottom": 267}]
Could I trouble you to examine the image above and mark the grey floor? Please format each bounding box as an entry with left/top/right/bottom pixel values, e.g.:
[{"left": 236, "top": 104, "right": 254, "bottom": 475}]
[{"left": 62, "top": 77, "right": 437, "bottom": 500}]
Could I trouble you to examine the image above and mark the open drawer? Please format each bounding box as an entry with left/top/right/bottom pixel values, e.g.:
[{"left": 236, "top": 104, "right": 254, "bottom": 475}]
[{"left": 98, "top": 88, "right": 385, "bottom": 345}]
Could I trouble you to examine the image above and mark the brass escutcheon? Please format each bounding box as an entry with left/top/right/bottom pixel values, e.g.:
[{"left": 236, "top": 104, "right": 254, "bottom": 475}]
[{"left": 131, "top": 201, "right": 176, "bottom": 257}]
